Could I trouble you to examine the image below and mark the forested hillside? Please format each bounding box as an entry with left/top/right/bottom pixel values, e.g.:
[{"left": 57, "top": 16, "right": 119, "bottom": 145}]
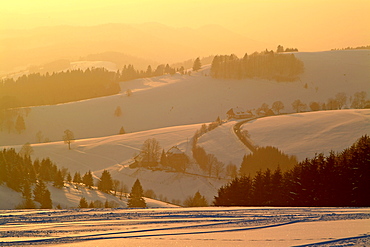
[
  {"left": 214, "top": 135, "right": 370, "bottom": 207},
  {"left": 210, "top": 50, "right": 304, "bottom": 82}
]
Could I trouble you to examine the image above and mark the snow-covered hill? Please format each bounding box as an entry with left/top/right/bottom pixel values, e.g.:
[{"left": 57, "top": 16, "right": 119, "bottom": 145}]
[
  {"left": 1, "top": 50, "right": 369, "bottom": 146},
  {"left": 1, "top": 50, "right": 369, "bottom": 209},
  {"left": 1, "top": 109, "right": 368, "bottom": 209},
  {"left": 241, "top": 109, "right": 370, "bottom": 161},
  {"left": 0, "top": 182, "right": 178, "bottom": 210}
]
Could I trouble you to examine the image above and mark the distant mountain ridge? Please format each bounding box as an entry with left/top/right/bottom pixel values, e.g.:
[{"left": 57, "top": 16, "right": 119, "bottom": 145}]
[{"left": 0, "top": 22, "right": 268, "bottom": 75}]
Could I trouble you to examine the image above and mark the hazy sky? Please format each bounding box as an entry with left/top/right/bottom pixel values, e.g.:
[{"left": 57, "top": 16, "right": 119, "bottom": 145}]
[{"left": 1, "top": 0, "right": 369, "bottom": 51}]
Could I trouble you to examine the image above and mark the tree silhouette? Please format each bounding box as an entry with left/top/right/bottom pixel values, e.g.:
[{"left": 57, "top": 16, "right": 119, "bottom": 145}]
[
  {"left": 82, "top": 170, "right": 94, "bottom": 188},
  {"left": 19, "top": 142, "right": 34, "bottom": 158},
  {"left": 63, "top": 129, "right": 75, "bottom": 150},
  {"left": 119, "top": 126, "right": 126, "bottom": 134},
  {"left": 98, "top": 170, "right": 113, "bottom": 193},
  {"left": 114, "top": 106, "right": 122, "bottom": 117},
  {"left": 192, "top": 57, "right": 202, "bottom": 71},
  {"left": 53, "top": 170, "right": 64, "bottom": 188},
  {"left": 128, "top": 179, "right": 146, "bottom": 208},
  {"left": 79, "top": 197, "right": 88, "bottom": 208},
  {"left": 73, "top": 172, "right": 82, "bottom": 183},
  {"left": 140, "top": 138, "right": 161, "bottom": 167},
  {"left": 15, "top": 115, "right": 26, "bottom": 134},
  {"left": 272, "top": 101, "right": 284, "bottom": 114},
  {"left": 33, "top": 180, "right": 52, "bottom": 209},
  {"left": 292, "top": 99, "right": 307, "bottom": 113},
  {"left": 184, "top": 191, "right": 208, "bottom": 207}
]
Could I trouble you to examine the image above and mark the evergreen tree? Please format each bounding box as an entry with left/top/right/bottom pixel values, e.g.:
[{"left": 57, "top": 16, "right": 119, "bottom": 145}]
[
  {"left": 79, "top": 197, "right": 88, "bottom": 208},
  {"left": 22, "top": 180, "right": 36, "bottom": 209},
  {"left": 53, "top": 170, "right": 64, "bottom": 188},
  {"left": 73, "top": 172, "right": 82, "bottom": 183},
  {"left": 82, "top": 170, "right": 94, "bottom": 188},
  {"left": 98, "top": 170, "right": 113, "bottom": 193},
  {"left": 114, "top": 106, "right": 122, "bottom": 117},
  {"left": 33, "top": 180, "right": 52, "bottom": 208},
  {"left": 119, "top": 126, "right": 126, "bottom": 134},
  {"left": 33, "top": 180, "right": 47, "bottom": 204},
  {"left": 192, "top": 57, "right": 202, "bottom": 71},
  {"left": 66, "top": 172, "right": 72, "bottom": 182},
  {"left": 88, "top": 201, "right": 95, "bottom": 208},
  {"left": 41, "top": 189, "right": 53, "bottom": 209},
  {"left": 128, "top": 179, "right": 146, "bottom": 208},
  {"left": 184, "top": 191, "right": 208, "bottom": 207}
]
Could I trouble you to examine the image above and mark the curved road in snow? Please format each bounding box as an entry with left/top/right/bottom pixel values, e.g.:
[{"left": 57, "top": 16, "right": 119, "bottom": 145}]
[{"left": 232, "top": 118, "right": 258, "bottom": 153}]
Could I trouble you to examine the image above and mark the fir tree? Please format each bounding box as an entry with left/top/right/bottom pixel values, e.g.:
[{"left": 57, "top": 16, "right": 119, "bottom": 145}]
[
  {"left": 119, "top": 126, "right": 126, "bottom": 134},
  {"left": 22, "top": 180, "right": 36, "bottom": 209},
  {"left": 98, "top": 170, "right": 113, "bottom": 193},
  {"left": 33, "top": 180, "right": 47, "bottom": 204},
  {"left": 41, "top": 189, "right": 53, "bottom": 209},
  {"left": 53, "top": 170, "right": 64, "bottom": 188},
  {"left": 192, "top": 57, "right": 202, "bottom": 71},
  {"left": 114, "top": 106, "right": 122, "bottom": 117},
  {"left": 128, "top": 179, "right": 146, "bottom": 208},
  {"left": 184, "top": 191, "right": 208, "bottom": 207},
  {"left": 73, "top": 172, "right": 82, "bottom": 183},
  {"left": 79, "top": 197, "right": 88, "bottom": 208},
  {"left": 82, "top": 170, "right": 94, "bottom": 188}
]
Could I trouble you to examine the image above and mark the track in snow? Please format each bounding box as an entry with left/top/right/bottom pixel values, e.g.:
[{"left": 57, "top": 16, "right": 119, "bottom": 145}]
[{"left": 1, "top": 207, "right": 369, "bottom": 246}]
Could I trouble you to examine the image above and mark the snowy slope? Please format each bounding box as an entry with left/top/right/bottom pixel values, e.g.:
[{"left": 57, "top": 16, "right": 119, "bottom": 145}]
[
  {"left": 0, "top": 50, "right": 369, "bottom": 209},
  {"left": 241, "top": 109, "right": 370, "bottom": 161},
  {"left": 2, "top": 109, "right": 368, "bottom": 210},
  {"left": 1, "top": 50, "right": 369, "bottom": 146},
  {"left": 0, "top": 183, "right": 178, "bottom": 210}
]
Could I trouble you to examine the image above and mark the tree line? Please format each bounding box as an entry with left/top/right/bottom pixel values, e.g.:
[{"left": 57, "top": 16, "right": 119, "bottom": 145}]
[
  {"left": 210, "top": 49, "right": 304, "bottom": 82},
  {"left": 0, "top": 145, "right": 148, "bottom": 209},
  {"left": 0, "top": 63, "right": 186, "bottom": 110},
  {"left": 214, "top": 135, "right": 370, "bottom": 207}
]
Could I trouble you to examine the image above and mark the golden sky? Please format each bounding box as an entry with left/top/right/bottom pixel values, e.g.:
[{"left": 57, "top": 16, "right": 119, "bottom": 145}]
[{"left": 1, "top": 0, "right": 370, "bottom": 51}]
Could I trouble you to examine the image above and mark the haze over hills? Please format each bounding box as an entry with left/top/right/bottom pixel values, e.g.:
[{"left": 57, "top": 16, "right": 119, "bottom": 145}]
[
  {"left": 0, "top": 50, "right": 369, "bottom": 209},
  {"left": 0, "top": 23, "right": 268, "bottom": 75}
]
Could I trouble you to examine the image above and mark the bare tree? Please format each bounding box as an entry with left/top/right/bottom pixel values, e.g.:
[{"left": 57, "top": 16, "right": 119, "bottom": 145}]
[
  {"left": 140, "top": 138, "right": 161, "bottom": 167},
  {"left": 272, "top": 101, "right": 284, "bottom": 114},
  {"left": 112, "top": 179, "right": 120, "bottom": 196},
  {"left": 309, "top": 101, "right": 321, "bottom": 111},
  {"left": 226, "top": 163, "right": 238, "bottom": 179},
  {"left": 213, "top": 161, "right": 225, "bottom": 179},
  {"left": 63, "top": 129, "right": 75, "bottom": 150},
  {"left": 335, "top": 92, "right": 347, "bottom": 109},
  {"left": 351, "top": 91, "right": 367, "bottom": 109},
  {"left": 292, "top": 99, "right": 307, "bottom": 113}
]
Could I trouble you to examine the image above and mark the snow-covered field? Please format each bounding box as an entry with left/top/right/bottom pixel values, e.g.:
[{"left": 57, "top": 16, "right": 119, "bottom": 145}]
[
  {"left": 1, "top": 50, "right": 369, "bottom": 147},
  {"left": 1, "top": 207, "right": 369, "bottom": 246},
  {"left": 241, "top": 109, "right": 370, "bottom": 161}
]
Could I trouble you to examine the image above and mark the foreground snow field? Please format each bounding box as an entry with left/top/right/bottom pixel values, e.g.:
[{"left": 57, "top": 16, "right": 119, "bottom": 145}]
[{"left": 0, "top": 207, "right": 369, "bottom": 246}]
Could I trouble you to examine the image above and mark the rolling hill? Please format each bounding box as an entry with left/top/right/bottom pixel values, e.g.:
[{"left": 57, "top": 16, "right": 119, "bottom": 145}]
[{"left": 0, "top": 50, "right": 369, "bottom": 209}]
